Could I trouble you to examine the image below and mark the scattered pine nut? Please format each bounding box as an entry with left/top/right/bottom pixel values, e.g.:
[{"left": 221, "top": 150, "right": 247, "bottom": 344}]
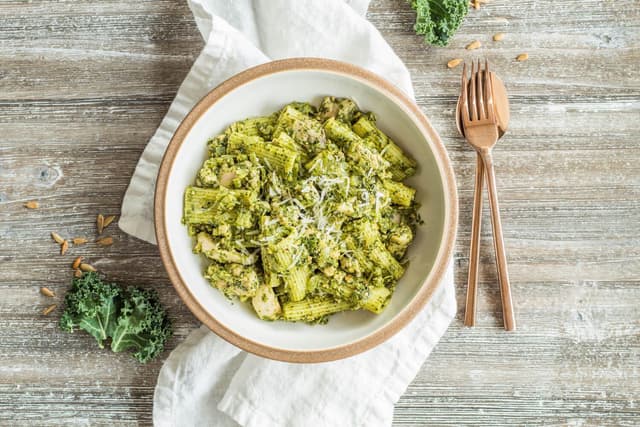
[
  {"left": 466, "top": 40, "right": 481, "bottom": 50},
  {"left": 24, "top": 201, "right": 39, "bottom": 209},
  {"left": 493, "top": 33, "right": 505, "bottom": 41},
  {"left": 447, "top": 58, "right": 463, "bottom": 69},
  {"left": 72, "top": 237, "right": 88, "bottom": 245},
  {"left": 97, "top": 214, "right": 105, "bottom": 235},
  {"left": 103, "top": 215, "right": 117, "bottom": 230},
  {"left": 72, "top": 256, "right": 83, "bottom": 270},
  {"left": 60, "top": 240, "right": 69, "bottom": 255},
  {"left": 74, "top": 269, "right": 83, "bottom": 278},
  {"left": 40, "top": 287, "right": 55, "bottom": 297},
  {"left": 51, "top": 232, "right": 64, "bottom": 244},
  {"left": 516, "top": 53, "right": 529, "bottom": 61},
  {"left": 473, "top": 0, "right": 479, "bottom": 9},
  {"left": 42, "top": 304, "right": 57, "bottom": 316},
  {"left": 96, "top": 236, "right": 114, "bottom": 246},
  {"left": 80, "top": 263, "right": 96, "bottom": 272}
]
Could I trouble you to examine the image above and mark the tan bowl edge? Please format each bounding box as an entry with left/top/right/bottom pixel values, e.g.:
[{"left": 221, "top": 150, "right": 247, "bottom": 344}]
[{"left": 154, "top": 57, "right": 458, "bottom": 363}]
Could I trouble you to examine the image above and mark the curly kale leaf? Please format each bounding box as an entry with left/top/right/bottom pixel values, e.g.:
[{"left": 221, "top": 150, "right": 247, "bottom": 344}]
[
  {"left": 59, "top": 273, "right": 172, "bottom": 363},
  {"left": 110, "top": 287, "right": 172, "bottom": 363},
  {"left": 59, "top": 272, "right": 122, "bottom": 348},
  {"left": 409, "top": 0, "right": 469, "bottom": 47}
]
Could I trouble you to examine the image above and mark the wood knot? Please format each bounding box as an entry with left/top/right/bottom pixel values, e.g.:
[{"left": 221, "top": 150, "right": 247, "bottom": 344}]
[{"left": 35, "top": 165, "right": 62, "bottom": 188}]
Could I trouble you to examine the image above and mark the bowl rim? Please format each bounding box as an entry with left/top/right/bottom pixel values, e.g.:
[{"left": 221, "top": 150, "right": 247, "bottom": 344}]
[{"left": 155, "top": 57, "right": 458, "bottom": 363}]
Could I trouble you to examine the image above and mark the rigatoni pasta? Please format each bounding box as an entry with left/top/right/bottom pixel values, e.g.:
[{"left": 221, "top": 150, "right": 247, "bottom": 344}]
[{"left": 183, "top": 97, "right": 421, "bottom": 323}]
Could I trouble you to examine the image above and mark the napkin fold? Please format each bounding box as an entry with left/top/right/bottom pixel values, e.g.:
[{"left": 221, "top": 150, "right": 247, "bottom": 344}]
[
  {"left": 154, "top": 267, "right": 455, "bottom": 427},
  {"left": 118, "top": 1, "right": 456, "bottom": 426}
]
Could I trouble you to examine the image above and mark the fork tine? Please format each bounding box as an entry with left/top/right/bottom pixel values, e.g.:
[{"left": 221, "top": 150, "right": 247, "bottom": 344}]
[
  {"left": 461, "top": 62, "right": 470, "bottom": 124},
  {"left": 477, "top": 59, "right": 485, "bottom": 120},
  {"left": 484, "top": 59, "right": 495, "bottom": 122},
  {"left": 469, "top": 60, "right": 478, "bottom": 121}
]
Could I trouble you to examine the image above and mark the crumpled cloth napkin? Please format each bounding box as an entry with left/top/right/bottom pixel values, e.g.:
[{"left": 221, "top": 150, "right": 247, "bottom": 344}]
[{"left": 118, "top": 1, "right": 457, "bottom": 426}]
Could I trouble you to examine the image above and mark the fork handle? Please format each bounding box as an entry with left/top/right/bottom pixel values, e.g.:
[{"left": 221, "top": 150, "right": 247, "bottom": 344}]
[
  {"left": 479, "top": 149, "right": 516, "bottom": 331},
  {"left": 464, "top": 154, "right": 484, "bottom": 327}
]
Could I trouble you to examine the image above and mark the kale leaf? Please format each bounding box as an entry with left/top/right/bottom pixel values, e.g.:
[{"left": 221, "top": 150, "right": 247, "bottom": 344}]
[
  {"left": 111, "top": 287, "right": 172, "bottom": 363},
  {"left": 59, "top": 272, "right": 122, "bottom": 348},
  {"left": 409, "top": 0, "right": 469, "bottom": 47},
  {"left": 59, "top": 272, "right": 172, "bottom": 363}
]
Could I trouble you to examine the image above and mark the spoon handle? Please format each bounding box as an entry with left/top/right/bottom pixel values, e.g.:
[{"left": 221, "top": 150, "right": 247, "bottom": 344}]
[
  {"left": 479, "top": 149, "right": 516, "bottom": 331},
  {"left": 464, "top": 154, "right": 484, "bottom": 326}
]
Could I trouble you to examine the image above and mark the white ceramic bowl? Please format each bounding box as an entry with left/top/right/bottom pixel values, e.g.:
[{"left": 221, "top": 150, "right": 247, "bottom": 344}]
[{"left": 155, "top": 58, "right": 457, "bottom": 363}]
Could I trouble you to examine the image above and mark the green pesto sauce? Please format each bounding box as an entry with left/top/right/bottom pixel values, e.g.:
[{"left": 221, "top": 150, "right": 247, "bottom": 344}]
[{"left": 183, "top": 97, "right": 420, "bottom": 323}]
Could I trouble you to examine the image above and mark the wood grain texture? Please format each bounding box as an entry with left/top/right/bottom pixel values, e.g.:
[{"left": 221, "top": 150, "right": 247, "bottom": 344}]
[{"left": 0, "top": 0, "right": 639, "bottom": 425}]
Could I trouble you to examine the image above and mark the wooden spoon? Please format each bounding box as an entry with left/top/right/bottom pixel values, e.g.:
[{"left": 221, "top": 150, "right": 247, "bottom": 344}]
[{"left": 455, "top": 71, "right": 511, "bottom": 327}]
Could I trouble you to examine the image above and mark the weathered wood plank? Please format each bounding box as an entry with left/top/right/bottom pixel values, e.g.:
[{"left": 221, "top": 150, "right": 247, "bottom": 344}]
[{"left": 0, "top": 0, "right": 638, "bottom": 425}]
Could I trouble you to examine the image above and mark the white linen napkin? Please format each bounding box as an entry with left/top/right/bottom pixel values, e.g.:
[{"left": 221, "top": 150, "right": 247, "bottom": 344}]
[{"left": 118, "top": 1, "right": 457, "bottom": 426}]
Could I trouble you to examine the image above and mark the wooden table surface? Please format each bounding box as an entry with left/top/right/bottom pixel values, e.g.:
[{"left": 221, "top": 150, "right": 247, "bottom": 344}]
[{"left": 1, "top": 0, "right": 639, "bottom": 425}]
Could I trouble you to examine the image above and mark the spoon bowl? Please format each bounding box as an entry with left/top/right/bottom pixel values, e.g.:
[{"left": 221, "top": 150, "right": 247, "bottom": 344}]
[{"left": 456, "top": 72, "right": 509, "bottom": 137}]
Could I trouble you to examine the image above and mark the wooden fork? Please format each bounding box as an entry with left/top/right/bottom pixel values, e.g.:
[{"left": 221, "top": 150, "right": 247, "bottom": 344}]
[{"left": 460, "top": 60, "right": 516, "bottom": 331}]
